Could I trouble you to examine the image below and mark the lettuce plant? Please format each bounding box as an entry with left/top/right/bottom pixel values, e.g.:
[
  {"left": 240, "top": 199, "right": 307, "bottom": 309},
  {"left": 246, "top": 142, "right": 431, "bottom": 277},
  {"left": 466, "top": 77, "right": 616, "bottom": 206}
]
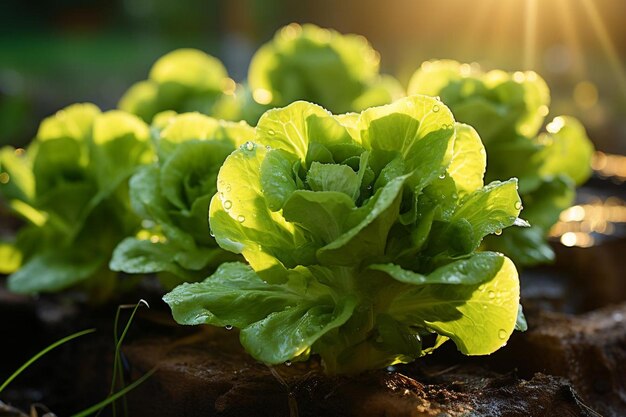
[
  {"left": 110, "top": 113, "right": 254, "bottom": 287},
  {"left": 118, "top": 49, "right": 239, "bottom": 123},
  {"left": 0, "top": 104, "right": 153, "bottom": 300},
  {"left": 408, "top": 60, "right": 594, "bottom": 266},
  {"left": 245, "top": 23, "right": 403, "bottom": 122},
  {"left": 164, "top": 96, "right": 527, "bottom": 374}
]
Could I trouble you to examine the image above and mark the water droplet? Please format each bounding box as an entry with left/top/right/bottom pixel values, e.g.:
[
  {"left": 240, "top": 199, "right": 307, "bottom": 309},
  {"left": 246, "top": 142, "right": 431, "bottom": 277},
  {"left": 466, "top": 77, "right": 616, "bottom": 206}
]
[
  {"left": 438, "top": 173, "right": 446, "bottom": 179},
  {"left": 0, "top": 172, "right": 10, "bottom": 184},
  {"left": 268, "top": 129, "right": 276, "bottom": 136},
  {"left": 432, "top": 105, "right": 440, "bottom": 113},
  {"left": 478, "top": 284, "right": 486, "bottom": 291},
  {"left": 226, "top": 185, "right": 232, "bottom": 192},
  {"left": 244, "top": 141, "right": 255, "bottom": 151},
  {"left": 435, "top": 96, "right": 441, "bottom": 102},
  {"left": 494, "top": 229, "right": 502, "bottom": 236},
  {"left": 237, "top": 215, "right": 245, "bottom": 223},
  {"left": 265, "top": 145, "right": 272, "bottom": 151},
  {"left": 284, "top": 360, "right": 292, "bottom": 367},
  {"left": 514, "top": 201, "right": 522, "bottom": 210},
  {"left": 488, "top": 290, "right": 496, "bottom": 299},
  {"left": 225, "top": 324, "right": 233, "bottom": 330},
  {"left": 366, "top": 185, "right": 373, "bottom": 190},
  {"left": 223, "top": 200, "right": 232, "bottom": 210},
  {"left": 498, "top": 329, "right": 507, "bottom": 340},
  {"left": 209, "top": 229, "right": 215, "bottom": 237}
]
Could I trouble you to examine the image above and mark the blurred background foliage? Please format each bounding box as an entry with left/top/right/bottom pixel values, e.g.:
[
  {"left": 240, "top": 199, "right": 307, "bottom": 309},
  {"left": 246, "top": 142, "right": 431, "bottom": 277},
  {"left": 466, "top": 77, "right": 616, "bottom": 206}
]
[{"left": 1, "top": 0, "right": 625, "bottom": 154}]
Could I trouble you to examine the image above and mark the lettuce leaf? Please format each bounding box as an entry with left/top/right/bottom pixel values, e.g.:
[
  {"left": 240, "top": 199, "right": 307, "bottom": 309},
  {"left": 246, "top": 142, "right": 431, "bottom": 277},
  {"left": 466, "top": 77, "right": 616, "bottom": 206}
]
[
  {"left": 408, "top": 60, "right": 594, "bottom": 266},
  {"left": 110, "top": 113, "right": 254, "bottom": 287},
  {"left": 247, "top": 24, "right": 403, "bottom": 117},
  {"left": 118, "top": 49, "right": 238, "bottom": 124},
  {"left": 165, "top": 96, "right": 524, "bottom": 373},
  {"left": 0, "top": 104, "right": 153, "bottom": 300}
]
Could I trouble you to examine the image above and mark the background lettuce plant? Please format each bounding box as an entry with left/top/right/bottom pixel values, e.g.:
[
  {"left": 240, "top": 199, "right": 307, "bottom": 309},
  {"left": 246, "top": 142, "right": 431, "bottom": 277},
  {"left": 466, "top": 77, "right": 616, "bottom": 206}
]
[
  {"left": 408, "top": 60, "right": 595, "bottom": 266},
  {"left": 244, "top": 23, "right": 404, "bottom": 122},
  {"left": 118, "top": 24, "right": 404, "bottom": 126},
  {"left": 118, "top": 49, "right": 240, "bottom": 124},
  {"left": 110, "top": 113, "right": 254, "bottom": 287},
  {"left": 165, "top": 96, "right": 527, "bottom": 374},
  {"left": 0, "top": 104, "right": 153, "bottom": 300}
]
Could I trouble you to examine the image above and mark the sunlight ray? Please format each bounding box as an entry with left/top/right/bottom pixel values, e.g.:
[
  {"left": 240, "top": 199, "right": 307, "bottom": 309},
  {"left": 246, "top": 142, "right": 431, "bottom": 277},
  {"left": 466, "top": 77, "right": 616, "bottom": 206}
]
[
  {"left": 523, "top": 0, "right": 538, "bottom": 70},
  {"left": 580, "top": 0, "right": 626, "bottom": 99},
  {"left": 555, "top": 0, "right": 586, "bottom": 78}
]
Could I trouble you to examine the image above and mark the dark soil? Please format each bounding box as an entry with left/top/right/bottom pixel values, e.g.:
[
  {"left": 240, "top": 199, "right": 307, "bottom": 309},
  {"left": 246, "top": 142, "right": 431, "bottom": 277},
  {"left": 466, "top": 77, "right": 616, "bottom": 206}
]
[{"left": 122, "top": 323, "right": 604, "bottom": 417}]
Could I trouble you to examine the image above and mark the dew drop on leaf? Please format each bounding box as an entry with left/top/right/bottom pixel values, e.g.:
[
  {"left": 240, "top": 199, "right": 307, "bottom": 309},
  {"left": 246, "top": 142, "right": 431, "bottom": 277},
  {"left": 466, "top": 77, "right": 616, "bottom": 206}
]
[
  {"left": 488, "top": 290, "right": 496, "bottom": 299},
  {"left": 514, "top": 201, "right": 522, "bottom": 210},
  {"left": 225, "top": 324, "right": 233, "bottom": 330},
  {"left": 498, "top": 329, "right": 507, "bottom": 340},
  {"left": 438, "top": 173, "right": 446, "bottom": 179},
  {"left": 494, "top": 229, "right": 502, "bottom": 236},
  {"left": 432, "top": 105, "right": 440, "bottom": 113},
  {"left": 284, "top": 360, "right": 292, "bottom": 367},
  {"left": 268, "top": 129, "right": 276, "bottom": 136},
  {"left": 223, "top": 200, "right": 232, "bottom": 210},
  {"left": 195, "top": 314, "right": 208, "bottom": 322},
  {"left": 244, "top": 141, "right": 255, "bottom": 151},
  {"left": 237, "top": 215, "right": 245, "bottom": 223}
]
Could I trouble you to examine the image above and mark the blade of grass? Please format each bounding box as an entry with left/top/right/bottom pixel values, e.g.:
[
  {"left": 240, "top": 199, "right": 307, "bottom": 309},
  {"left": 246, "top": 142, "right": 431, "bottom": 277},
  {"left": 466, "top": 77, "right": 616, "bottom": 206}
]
[
  {"left": 69, "top": 368, "right": 156, "bottom": 417},
  {"left": 0, "top": 328, "right": 95, "bottom": 394},
  {"left": 98, "top": 299, "right": 149, "bottom": 417}
]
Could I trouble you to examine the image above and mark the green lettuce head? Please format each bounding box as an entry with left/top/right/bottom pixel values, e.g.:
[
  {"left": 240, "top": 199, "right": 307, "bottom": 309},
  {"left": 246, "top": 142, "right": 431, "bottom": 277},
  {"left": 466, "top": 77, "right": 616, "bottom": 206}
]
[
  {"left": 164, "top": 96, "right": 527, "bottom": 374},
  {"left": 118, "top": 49, "right": 240, "bottom": 123},
  {"left": 110, "top": 113, "right": 254, "bottom": 288},
  {"left": 0, "top": 104, "right": 154, "bottom": 300},
  {"left": 408, "top": 60, "right": 595, "bottom": 266},
  {"left": 245, "top": 23, "right": 403, "bottom": 122}
]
